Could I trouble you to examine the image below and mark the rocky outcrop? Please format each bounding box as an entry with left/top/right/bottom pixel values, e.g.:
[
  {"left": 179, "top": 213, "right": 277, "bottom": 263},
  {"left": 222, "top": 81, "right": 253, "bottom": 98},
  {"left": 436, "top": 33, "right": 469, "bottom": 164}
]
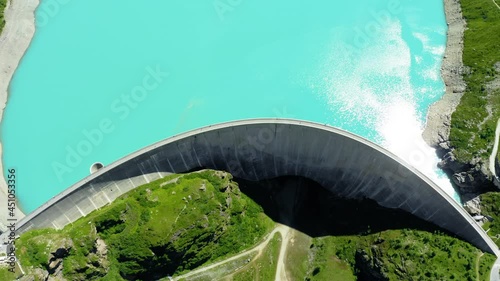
[
  {"left": 434, "top": 59, "right": 500, "bottom": 196},
  {"left": 438, "top": 152, "right": 494, "bottom": 194},
  {"left": 18, "top": 236, "right": 110, "bottom": 281},
  {"left": 355, "top": 247, "right": 389, "bottom": 281},
  {"left": 18, "top": 238, "right": 73, "bottom": 281},
  {"left": 423, "top": 0, "right": 497, "bottom": 198},
  {"left": 463, "top": 195, "right": 482, "bottom": 215},
  {"left": 47, "top": 241, "right": 71, "bottom": 274},
  {"left": 44, "top": 238, "right": 73, "bottom": 281}
]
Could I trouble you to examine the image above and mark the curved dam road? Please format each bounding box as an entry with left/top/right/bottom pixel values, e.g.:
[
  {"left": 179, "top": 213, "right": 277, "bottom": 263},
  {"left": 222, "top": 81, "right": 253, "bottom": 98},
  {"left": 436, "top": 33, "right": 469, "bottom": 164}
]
[{"left": 10, "top": 119, "right": 500, "bottom": 257}]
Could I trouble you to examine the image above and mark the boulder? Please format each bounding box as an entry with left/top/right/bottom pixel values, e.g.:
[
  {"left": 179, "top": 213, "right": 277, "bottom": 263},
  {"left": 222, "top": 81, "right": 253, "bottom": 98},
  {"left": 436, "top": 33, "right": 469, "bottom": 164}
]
[
  {"left": 463, "top": 196, "right": 481, "bottom": 215},
  {"left": 47, "top": 238, "right": 73, "bottom": 275}
]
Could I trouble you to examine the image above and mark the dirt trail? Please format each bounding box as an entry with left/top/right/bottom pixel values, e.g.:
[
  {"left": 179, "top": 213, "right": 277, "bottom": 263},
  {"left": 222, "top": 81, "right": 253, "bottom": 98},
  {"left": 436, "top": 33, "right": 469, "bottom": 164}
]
[
  {"left": 275, "top": 226, "right": 292, "bottom": 281},
  {"left": 173, "top": 224, "right": 290, "bottom": 281},
  {"left": 493, "top": 0, "right": 500, "bottom": 11}
]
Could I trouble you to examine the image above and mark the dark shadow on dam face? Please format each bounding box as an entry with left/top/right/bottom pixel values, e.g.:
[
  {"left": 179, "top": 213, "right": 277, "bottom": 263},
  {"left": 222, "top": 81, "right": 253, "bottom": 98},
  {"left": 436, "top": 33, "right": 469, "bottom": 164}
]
[{"left": 235, "top": 176, "right": 453, "bottom": 238}]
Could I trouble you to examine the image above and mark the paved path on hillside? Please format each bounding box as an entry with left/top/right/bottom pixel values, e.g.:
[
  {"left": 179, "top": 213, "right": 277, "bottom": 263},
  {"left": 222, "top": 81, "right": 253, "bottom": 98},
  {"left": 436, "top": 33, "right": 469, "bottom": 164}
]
[
  {"left": 491, "top": 258, "right": 500, "bottom": 281},
  {"left": 493, "top": 0, "right": 500, "bottom": 11},
  {"left": 173, "top": 225, "right": 289, "bottom": 281},
  {"left": 275, "top": 226, "right": 291, "bottom": 281},
  {"left": 489, "top": 119, "right": 500, "bottom": 179}
]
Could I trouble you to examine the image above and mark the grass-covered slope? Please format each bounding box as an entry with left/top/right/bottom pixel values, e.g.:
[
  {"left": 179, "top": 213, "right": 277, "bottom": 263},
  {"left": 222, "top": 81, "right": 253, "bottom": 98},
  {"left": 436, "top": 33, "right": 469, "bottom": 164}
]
[
  {"left": 308, "top": 229, "right": 495, "bottom": 281},
  {"left": 4, "top": 170, "right": 274, "bottom": 281},
  {"left": 231, "top": 232, "right": 282, "bottom": 281},
  {"left": 449, "top": 0, "right": 500, "bottom": 162},
  {"left": 1, "top": 174, "right": 496, "bottom": 280},
  {"left": 479, "top": 192, "right": 500, "bottom": 246},
  {"left": 179, "top": 226, "right": 495, "bottom": 281}
]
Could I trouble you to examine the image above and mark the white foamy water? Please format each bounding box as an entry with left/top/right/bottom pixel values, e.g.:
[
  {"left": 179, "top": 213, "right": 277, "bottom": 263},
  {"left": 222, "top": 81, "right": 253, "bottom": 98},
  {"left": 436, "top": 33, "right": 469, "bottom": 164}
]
[
  {"left": 378, "top": 99, "right": 459, "bottom": 202},
  {"left": 311, "top": 19, "right": 460, "bottom": 202}
]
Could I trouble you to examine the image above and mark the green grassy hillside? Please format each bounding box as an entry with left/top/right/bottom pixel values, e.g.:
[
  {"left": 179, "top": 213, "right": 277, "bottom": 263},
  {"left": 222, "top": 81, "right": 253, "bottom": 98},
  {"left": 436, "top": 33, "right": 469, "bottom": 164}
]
[
  {"left": 479, "top": 192, "right": 500, "bottom": 246},
  {"left": 449, "top": 0, "right": 500, "bottom": 162},
  {"left": 308, "top": 229, "right": 494, "bottom": 281},
  {"left": 231, "top": 232, "right": 282, "bottom": 281},
  {"left": 0, "top": 174, "right": 496, "bottom": 280},
  {"left": 3, "top": 170, "right": 274, "bottom": 281}
]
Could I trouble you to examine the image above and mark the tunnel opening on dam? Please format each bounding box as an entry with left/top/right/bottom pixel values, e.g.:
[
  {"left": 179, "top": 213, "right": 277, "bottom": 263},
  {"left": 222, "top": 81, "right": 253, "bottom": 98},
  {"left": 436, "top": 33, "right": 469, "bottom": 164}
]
[{"left": 234, "top": 175, "right": 457, "bottom": 240}]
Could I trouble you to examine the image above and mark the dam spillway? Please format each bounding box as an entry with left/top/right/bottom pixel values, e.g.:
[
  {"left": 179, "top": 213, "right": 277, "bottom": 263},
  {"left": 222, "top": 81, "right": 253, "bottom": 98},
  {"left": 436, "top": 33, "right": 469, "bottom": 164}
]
[{"left": 12, "top": 119, "right": 500, "bottom": 256}]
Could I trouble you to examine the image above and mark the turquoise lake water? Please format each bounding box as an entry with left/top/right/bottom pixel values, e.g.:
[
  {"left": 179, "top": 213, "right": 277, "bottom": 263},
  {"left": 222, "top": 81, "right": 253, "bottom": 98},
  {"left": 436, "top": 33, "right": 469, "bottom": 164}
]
[{"left": 1, "top": 0, "right": 457, "bottom": 213}]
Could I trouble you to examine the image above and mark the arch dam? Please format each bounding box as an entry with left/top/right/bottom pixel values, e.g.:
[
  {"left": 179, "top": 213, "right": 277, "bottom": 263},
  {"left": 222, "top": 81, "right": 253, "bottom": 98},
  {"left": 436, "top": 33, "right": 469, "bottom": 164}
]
[{"left": 12, "top": 119, "right": 500, "bottom": 256}]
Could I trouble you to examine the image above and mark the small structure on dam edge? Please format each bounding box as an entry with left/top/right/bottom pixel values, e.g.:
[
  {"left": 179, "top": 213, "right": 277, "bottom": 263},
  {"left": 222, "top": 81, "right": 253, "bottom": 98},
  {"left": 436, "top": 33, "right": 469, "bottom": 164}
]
[
  {"left": 10, "top": 119, "right": 500, "bottom": 257},
  {"left": 90, "top": 162, "right": 104, "bottom": 174}
]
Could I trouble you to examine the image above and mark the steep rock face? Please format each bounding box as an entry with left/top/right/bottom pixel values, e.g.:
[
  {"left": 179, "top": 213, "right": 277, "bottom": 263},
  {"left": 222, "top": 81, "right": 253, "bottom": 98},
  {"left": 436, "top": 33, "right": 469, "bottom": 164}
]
[
  {"left": 464, "top": 196, "right": 481, "bottom": 215},
  {"left": 438, "top": 152, "right": 494, "bottom": 194},
  {"left": 435, "top": 57, "right": 500, "bottom": 195},
  {"left": 423, "top": 0, "right": 497, "bottom": 199},
  {"left": 18, "top": 236, "right": 110, "bottom": 281},
  {"left": 63, "top": 237, "right": 110, "bottom": 281},
  {"left": 18, "top": 239, "right": 73, "bottom": 281},
  {"left": 355, "top": 247, "right": 389, "bottom": 281},
  {"left": 46, "top": 239, "right": 73, "bottom": 280},
  {"left": 47, "top": 240, "right": 71, "bottom": 274}
]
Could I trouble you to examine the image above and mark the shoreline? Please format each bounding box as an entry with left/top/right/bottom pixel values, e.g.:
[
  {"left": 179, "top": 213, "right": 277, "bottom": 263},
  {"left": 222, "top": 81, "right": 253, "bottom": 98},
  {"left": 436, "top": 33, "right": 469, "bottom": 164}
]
[
  {"left": 422, "top": 0, "right": 466, "bottom": 151},
  {"left": 0, "top": 0, "right": 40, "bottom": 230}
]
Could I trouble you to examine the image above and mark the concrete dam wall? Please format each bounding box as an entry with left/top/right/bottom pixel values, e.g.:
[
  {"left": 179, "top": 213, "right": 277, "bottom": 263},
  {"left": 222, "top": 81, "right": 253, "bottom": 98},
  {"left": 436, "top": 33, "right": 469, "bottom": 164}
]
[{"left": 13, "top": 119, "right": 500, "bottom": 256}]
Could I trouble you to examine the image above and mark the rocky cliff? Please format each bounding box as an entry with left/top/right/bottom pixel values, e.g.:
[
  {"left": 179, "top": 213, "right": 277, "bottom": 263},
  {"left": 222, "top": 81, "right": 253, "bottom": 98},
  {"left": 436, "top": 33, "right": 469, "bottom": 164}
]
[{"left": 423, "top": 0, "right": 496, "bottom": 201}]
